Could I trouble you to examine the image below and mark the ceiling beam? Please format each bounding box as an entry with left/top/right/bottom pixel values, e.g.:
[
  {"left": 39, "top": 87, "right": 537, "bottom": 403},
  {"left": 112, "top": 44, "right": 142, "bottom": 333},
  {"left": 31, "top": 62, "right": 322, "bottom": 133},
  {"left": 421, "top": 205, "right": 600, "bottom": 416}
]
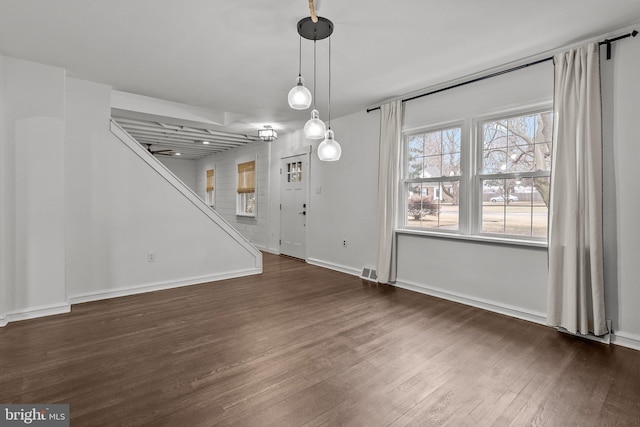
[
  {"left": 125, "top": 130, "right": 246, "bottom": 149},
  {"left": 113, "top": 117, "right": 260, "bottom": 142},
  {"left": 119, "top": 125, "right": 253, "bottom": 145}
]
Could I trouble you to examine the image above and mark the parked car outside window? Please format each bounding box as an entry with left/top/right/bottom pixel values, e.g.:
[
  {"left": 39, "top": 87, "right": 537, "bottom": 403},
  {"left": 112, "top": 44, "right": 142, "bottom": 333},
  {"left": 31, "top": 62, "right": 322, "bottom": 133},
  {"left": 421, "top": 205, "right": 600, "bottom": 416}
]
[{"left": 490, "top": 195, "right": 519, "bottom": 203}]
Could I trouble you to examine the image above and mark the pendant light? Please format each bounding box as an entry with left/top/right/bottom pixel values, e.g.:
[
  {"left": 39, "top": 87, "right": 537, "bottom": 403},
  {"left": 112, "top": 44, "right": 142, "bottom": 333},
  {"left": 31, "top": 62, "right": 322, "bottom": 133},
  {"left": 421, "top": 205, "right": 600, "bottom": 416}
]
[
  {"left": 303, "top": 40, "right": 326, "bottom": 139},
  {"left": 317, "top": 37, "right": 341, "bottom": 161},
  {"left": 288, "top": 36, "right": 312, "bottom": 110}
]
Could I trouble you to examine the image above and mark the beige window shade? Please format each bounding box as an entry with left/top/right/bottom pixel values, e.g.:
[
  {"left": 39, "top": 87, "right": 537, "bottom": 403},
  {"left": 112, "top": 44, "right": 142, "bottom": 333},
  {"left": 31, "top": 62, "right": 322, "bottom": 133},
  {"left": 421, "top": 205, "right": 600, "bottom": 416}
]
[
  {"left": 206, "top": 169, "right": 215, "bottom": 192},
  {"left": 237, "top": 161, "right": 255, "bottom": 193}
]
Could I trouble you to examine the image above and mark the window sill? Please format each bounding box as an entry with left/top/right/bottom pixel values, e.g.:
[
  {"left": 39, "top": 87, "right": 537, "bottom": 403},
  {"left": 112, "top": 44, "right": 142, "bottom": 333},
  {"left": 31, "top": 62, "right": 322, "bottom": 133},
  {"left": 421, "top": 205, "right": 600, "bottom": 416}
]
[
  {"left": 396, "top": 228, "right": 548, "bottom": 249},
  {"left": 236, "top": 214, "right": 256, "bottom": 219}
]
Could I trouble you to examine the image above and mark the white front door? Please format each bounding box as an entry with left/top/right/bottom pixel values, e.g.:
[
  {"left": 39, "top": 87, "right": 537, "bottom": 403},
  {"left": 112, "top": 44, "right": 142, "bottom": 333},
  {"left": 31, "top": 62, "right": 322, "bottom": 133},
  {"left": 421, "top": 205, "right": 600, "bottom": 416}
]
[{"left": 280, "top": 154, "right": 308, "bottom": 260}]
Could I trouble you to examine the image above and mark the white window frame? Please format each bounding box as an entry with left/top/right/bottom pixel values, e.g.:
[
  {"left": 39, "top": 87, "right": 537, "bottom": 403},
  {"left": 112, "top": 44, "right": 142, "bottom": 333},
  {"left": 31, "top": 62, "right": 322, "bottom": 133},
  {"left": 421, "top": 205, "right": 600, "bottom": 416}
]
[
  {"left": 236, "top": 159, "right": 257, "bottom": 218},
  {"left": 236, "top": 192, "right": 256, "bottom": 217},
  {"left": 399, "top": 102, "right": 552, "bottom": 247},
  {"left": 205, "top": 168, "right": 215, "bottom": 208},
  {"left": 206, "top": 189, "right": 215, "bottom": 208},
  {"left": 401, "top": 121, "right": 466, "bottom": 235}
]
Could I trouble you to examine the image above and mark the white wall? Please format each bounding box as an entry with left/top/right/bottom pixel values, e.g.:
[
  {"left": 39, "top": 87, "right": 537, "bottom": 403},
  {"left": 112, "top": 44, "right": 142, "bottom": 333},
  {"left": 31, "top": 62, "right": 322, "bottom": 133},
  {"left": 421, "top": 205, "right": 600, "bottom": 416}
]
[
  {"left": 65, "top": 76, "right": 261, "bottom": 302},
  {"left": 2, "top": 58, "right": 68, "bottom": 319},
  {"left": 195, "top": 110, "right": 380, "bottom": 272},
  {"left": 397, "top": 62, "right": 553, "bottom": 322},
  {"left": 0, "top": 57, "right": 262, "bottom": 324},
  {"left": 0, "top": 53, "right": 5, "bottom": 325},
  {"left": 65, "top": 77, "right": 110, "bottom": 303},
  {"left": 601, "top": 36, "right": 640, "bottom": 348},
  {"left": 305, "top": 112, "right": 380, "bottom": 274},
  {"left": 196, "top": 142, "right": 270, "bottom": 250},
  {"left": 158, "top": 156, "right": 196, "bottom": 191}
]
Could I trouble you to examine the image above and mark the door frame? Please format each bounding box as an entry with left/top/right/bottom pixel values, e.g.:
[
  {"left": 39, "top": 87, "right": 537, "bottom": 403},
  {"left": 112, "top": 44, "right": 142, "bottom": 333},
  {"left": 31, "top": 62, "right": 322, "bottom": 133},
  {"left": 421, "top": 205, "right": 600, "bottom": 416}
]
[{"left": 280, "top": 150, "right": 311, "bottom": 261}]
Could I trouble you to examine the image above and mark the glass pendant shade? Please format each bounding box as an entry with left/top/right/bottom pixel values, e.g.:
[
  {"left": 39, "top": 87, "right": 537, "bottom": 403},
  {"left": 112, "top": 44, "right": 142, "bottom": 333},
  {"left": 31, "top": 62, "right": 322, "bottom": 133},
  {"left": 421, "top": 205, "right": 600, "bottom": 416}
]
[
  {"left": 288, "top": 76, "right": 312, "bottom": 110},
  {"left": 317, "top": 129, "right": 342, "bottom": 161},
  {"left": 304, "top": 109, "right": 326, "bottom": 139}
]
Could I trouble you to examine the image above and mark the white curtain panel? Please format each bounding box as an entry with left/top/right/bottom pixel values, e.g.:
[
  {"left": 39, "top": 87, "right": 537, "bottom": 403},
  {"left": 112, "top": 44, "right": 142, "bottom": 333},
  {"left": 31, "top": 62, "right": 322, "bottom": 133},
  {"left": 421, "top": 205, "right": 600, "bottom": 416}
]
[
  {"left": 547, "top": 43, "right": 607, "bottom": 336},
  {"left": 376, "top": 100, "right": 403, "bottom": 284}
]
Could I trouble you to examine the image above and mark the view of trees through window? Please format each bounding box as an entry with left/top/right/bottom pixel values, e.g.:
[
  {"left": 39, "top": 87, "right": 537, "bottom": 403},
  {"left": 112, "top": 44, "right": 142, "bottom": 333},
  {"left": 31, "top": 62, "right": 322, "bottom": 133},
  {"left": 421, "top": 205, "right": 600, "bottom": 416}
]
[
  {"left": 480, "top": 111, "right": 552, "bottom": 238},
  {"left": 403, "top": 109, "right": 553, "bottom": 240},
  {"left": 406, "top": 127, "right": 461, "bottom": 230}
]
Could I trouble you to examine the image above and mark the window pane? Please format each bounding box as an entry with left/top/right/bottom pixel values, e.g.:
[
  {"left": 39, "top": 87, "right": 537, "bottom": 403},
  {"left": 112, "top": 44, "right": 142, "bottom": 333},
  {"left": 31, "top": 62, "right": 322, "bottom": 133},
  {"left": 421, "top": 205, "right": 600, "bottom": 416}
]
[
  {"left": 483, "top": 120, "right": 508, "bottom": 149},
  {"left": 407, "top": 135, "right": 425, "bottom": 179},
  {"left": 482, "top": 176, "right": 549, "bottom": 238},
  {"left": 438, "top": 181, "right": 459, "bottom": 231},
  {"left": 407, "top": 183, "right": 431, "bottom": 228},
  {"left": 407, "top": 127, "right": 461, "bottom": 179},
  {"left": 406, "top": 182, "right": 458, "bottom": 230},
  {"left": 424, "top": 156, "right": 441, "bottom": 178},
  {"left": 508, "top": 115, "right": 536, "bottom": 144},
  {"left": 408, "top": 135, "right": 424, "bottom": 154},
  {"left": 241, "top": 193, "right": 256, "bottom": 215},
  {"left": 483, "top": 112, "right": 553, "bottom": 175},
  {"left": 483, "top": 150, "right": 507, "bottom": 174},
  {"left": 535, "top": 112, "right": 554, "bottom": 144},
  {"left": 442, "top": 128, "right": 461, "bottom": 155},
  {"left": 425, "top": 131, "right": 442, "bottom": 156},
  {"left": 534, "top": 143, "right": 552, "bottom": 171},
  {"left": 505, "top": 179, "right": 529, "bottom": 236},
  {"left": 508, "top": 147, "right": 535, "bottom": 172},
  {"left": 442, "top": 153, "right": 461, "bottom": 176},
  {"left": 532, "top": 177, "right": 550, "bottom": 237},
  {"left": 482, "top": 179, "right": 506, "bottom": 233}
]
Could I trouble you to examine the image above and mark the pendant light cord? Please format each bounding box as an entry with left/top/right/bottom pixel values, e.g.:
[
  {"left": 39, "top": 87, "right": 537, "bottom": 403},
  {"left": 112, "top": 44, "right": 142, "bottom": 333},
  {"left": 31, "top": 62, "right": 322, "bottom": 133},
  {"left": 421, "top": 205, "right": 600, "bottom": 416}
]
[
  {"left": 328, "top": 37, "right": 331, "bottom": 129},
  {"left": 313, "top": 40, "right": 317, "bottom": 109},
  {"left": 298, "top": 35, "right": 302, "bottom": 78}
]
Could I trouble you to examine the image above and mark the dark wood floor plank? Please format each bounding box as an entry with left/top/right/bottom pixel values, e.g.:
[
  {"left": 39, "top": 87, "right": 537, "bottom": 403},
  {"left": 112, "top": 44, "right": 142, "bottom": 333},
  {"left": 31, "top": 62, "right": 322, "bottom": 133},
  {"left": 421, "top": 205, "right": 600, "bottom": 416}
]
[{"left": 1, "top": 253, "right": 640, "bottom": 426}]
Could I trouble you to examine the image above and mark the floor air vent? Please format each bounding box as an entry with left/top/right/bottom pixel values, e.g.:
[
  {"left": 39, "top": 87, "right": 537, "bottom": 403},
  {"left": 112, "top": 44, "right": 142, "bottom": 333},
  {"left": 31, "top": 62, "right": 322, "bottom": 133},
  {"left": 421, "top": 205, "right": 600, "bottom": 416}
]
[{"left": 361, "top": 267, "right": 377, "bottom": 282}]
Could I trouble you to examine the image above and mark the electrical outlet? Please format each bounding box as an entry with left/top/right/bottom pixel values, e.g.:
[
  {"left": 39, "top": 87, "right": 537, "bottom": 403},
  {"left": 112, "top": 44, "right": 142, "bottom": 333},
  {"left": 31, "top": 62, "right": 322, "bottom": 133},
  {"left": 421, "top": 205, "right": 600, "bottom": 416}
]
[
  {"left": 147, "top": 251, "right": 156, "bottom": 262},
  {"left": 343, "top": 240, "right": 347, "bottom": 247}
]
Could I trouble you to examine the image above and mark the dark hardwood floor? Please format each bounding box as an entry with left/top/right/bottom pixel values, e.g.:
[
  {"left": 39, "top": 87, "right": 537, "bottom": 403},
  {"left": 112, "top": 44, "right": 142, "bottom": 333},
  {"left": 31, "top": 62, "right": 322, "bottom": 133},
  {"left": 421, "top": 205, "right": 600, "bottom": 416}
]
[{"left": 1, "top": 253, "right": 639, "bottom": 426}]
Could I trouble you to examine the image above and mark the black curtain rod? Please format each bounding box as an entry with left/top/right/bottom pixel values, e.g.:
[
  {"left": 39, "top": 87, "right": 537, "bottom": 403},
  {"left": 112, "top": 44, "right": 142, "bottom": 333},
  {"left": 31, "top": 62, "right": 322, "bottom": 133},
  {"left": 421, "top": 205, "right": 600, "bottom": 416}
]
[{"left": 366, "top": 30, "right": 638, "bottom": 113}]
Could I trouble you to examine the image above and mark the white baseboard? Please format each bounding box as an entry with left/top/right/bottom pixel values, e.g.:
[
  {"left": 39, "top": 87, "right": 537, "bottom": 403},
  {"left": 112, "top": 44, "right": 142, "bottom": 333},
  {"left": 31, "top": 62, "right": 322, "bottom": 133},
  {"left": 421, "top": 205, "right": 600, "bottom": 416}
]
[
  {"left": 4, "top": 302, "right": 71, "bottom": 324},
  {"left": 307, "top": 258, "right": 361, "bottom": 277},
  {"left": 611, "top": 330, "right": 640, "bottom": 351},
  {"left": 68, "top": 268, "right": 262, "bottom": 305},
  {"left": 394, "top": 278, "right": 547, "bottom": 326},
  {"left": 1, "top": 268, "right": 262, "bottom": 327}
]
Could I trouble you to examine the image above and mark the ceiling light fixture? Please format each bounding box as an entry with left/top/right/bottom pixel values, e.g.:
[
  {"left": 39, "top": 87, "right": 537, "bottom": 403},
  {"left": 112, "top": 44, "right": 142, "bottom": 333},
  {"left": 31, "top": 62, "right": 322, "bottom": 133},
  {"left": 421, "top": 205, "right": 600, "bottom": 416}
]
[
  {"left": 317, "top": 36, "right": 341, "bottom": 161},
  {"left": 202, "top": 140, "right": 211, "bottom": 145},
  {"left": 175, "top": 152, "right": 182, "bottom": 156},
  {"left": 303, "top": 39, "right": 326, "bottom": 139},
  {"left": 287, "top": 36, "right": 312, "bottom": 110},
  {"left": 292, "top": 11, "right": 341, "bottom": 161},
  {"left": 258, "top": 126, "right": 278, "bottom": 142}
]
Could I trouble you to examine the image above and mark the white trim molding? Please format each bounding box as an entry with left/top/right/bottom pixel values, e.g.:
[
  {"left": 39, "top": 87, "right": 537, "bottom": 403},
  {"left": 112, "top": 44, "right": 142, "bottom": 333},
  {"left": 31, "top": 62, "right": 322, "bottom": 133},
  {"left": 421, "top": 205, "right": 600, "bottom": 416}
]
[
  {"left": 1, "top": 268, "right": 261, "bottom": 327},
  {"left": 394, "top": 278, "right": 547, "bottom": 326},
  {"left": 5, "top": 302, "right": 71, "bottom": 324},
  {"left": 68, "top": 268, "right": 262, "bottom": 305},
  {"left": 307, "top": 258, "right": 361, "bottom": 277},
  {"left": 611, "top": 330, "right": 640, "bottom": 351}
]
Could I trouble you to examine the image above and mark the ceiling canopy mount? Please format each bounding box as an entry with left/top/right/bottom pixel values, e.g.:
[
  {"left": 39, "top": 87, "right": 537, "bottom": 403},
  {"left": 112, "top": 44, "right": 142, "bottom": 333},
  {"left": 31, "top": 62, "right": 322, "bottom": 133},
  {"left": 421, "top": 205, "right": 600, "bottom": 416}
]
[{"left": 297, "top": 16, "right": 333, "bottom": 41}]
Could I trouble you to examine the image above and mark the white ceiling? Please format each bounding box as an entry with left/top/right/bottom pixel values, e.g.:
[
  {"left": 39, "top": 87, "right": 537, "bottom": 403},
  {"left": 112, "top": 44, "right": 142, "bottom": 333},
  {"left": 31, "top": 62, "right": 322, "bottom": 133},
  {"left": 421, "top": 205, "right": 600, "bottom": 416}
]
[{"left": 1, "top": 0, "right": 640, "bottom": 148}]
